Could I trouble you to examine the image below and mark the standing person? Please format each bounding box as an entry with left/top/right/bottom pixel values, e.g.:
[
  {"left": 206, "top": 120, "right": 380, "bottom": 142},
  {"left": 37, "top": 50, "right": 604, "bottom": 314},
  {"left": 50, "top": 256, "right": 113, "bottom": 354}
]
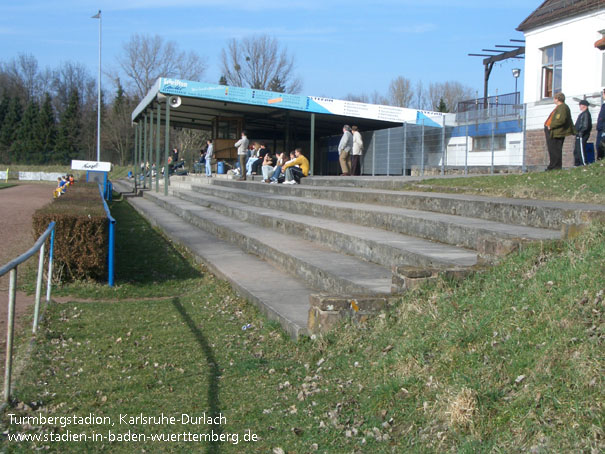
[
  {"left": 172, "top": 148, "right": 179, "bottom": 163},
  {"left": 235, "top": 131, "right": 249, "bottom": 181},
  {"left": 205, "top": 139, "right": 214, "bottom": 177},
  {"left": 282, "top": 148, "right": 309, "bottom": 184},
  {"left": 597, "top": 88, "right": 605, "bottom": 160},
  {"left": 351, "top": 125, "right": 364, "bottom": 176},
  {"left": 338, "top": 125, "right": 353, "bottom": 176},
  {"left": 573, "top": 100, "right": 592, "bottom": 166},
  {"left": 544, "top": 93, "right": 575, "bottom": 171}
]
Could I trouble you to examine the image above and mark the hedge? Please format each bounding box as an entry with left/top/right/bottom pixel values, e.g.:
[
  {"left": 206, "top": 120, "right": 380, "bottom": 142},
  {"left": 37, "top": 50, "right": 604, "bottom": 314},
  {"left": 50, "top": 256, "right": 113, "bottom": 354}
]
[{"left": 33, "top": 183, "right": 108, "bottom": 282}]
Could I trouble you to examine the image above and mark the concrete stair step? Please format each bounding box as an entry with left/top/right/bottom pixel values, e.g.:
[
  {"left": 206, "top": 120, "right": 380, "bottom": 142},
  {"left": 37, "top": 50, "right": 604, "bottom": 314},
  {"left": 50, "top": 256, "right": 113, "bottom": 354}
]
[
  {"left": 119, "top": 192, "right": 312, "bottom": 339},
  {"left": 208, "top": 179, "right": 605, "bottom": 230},
  {"left": 143, "top": 191, "right": 393, "bottom": 296},
  {"left": 188, "top": 182, "right": 560, "bottom": 252},
  {"left": 171, "top": 188, "right": 478, "bottom": 269}
]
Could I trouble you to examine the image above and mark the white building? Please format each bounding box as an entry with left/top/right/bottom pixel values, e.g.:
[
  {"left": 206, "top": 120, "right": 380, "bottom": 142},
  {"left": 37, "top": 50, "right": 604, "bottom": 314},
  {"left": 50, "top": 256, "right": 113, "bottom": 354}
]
[{"left": 517, "top": 0, "right": 604, "bottom": 166}]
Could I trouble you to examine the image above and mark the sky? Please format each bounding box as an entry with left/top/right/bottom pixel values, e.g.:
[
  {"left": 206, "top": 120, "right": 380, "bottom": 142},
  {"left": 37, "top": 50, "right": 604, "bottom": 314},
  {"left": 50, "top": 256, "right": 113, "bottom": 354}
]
[{"left": 0, "top": 0, "right": 536, "bottom": 104}]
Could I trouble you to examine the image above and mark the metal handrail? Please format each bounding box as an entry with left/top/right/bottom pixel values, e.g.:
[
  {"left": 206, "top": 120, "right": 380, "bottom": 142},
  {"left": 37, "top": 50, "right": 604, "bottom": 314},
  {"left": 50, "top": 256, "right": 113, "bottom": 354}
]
[
  {"left": 1, "top": 221, "right": 55, "bottom": 403},
  {"left": 98, "top": 183, "right": 116, "bottom": 287}
]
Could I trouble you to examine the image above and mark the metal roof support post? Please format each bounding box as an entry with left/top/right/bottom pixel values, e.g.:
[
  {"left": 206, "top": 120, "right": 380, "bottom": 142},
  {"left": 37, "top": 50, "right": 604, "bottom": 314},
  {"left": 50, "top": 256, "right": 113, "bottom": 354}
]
[
  {"left": 386, "top": 129, "right": 391, "bottom": 176},
  {"left": 403, "top": 122, "right": 407, "bottom": 176},
  {"left": 490, "top": 117, "right": 495, "bottom": 175},
  {"left": 148, "top": 110, "right": 153, "bottom": 190},
  {"left": 136, "top": 123, "right": 142, "bottom": 188},
  {"left": 133, "top": 124, "right": 138, "bottom": 192},
  {"left": 441, "top": 116, "right": 446, "bottom": 176},
  {"left": 421, "top": 119, "right": 425, "bottom": 176},
  {"left": 522, "top": 104, "right": 527, "bottom": 173},
  {"left": 309, "top": 113, "right": 315, "bottom": 176},
  {"left": 164, "top": 101, "right": 171, "bottom": 196},
  {"left": 143, "top": 113, "right": 148, "bottom": 189},
  {"left": 155, "top": 103, "right": 161, "bottom": 192},
  {"left": 372, "top": 134, "right": 376, "bottom": 176},
  {"left": 465, "top": 116, "right": 469, "bottom": 175}
]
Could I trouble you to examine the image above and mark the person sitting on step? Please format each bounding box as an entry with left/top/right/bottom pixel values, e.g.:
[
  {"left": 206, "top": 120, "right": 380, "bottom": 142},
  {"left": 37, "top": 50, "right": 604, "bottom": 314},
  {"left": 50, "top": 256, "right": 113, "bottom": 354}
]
[{"left": 282, "top": 148, "right": 309, "bottom": 185}]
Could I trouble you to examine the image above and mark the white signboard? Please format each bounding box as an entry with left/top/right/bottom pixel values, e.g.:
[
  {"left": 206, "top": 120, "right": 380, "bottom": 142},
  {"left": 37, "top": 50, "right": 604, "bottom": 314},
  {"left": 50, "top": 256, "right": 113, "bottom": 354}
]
[{"left": 71, "top": 160, "right": 112, "bottom": 172}]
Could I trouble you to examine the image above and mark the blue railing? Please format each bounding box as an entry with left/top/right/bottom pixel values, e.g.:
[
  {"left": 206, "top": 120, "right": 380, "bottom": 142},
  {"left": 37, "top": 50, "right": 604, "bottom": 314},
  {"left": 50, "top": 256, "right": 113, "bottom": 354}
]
[
  {"left": 98, "top": 184, "right": 116, "bottom": 287},
  {"left": 0, "top": 221, "right": 55, "bottom": 403}
]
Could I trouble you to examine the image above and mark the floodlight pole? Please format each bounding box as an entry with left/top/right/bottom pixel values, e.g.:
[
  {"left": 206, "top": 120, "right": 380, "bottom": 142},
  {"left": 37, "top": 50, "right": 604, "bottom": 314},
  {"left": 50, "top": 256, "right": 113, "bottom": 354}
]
[{"left": 91, "top": 10, "right": 102, "bottom": 162}]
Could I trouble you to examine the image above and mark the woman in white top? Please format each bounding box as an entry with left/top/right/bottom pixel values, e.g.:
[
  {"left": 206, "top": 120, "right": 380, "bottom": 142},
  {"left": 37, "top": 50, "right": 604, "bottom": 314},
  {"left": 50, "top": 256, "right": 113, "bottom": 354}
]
[{"left": 351, "top": 125, "right": 364, "bottom": 176}]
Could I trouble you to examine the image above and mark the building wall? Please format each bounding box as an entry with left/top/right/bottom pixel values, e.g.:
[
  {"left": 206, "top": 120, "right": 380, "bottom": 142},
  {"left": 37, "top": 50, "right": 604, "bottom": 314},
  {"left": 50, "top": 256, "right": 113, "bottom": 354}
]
[
  {"left": 521, "top": 9, "right": 604, "bottom": 167},
  {"left": 523, "top": 10, "right": 604, "bottom": 105}
]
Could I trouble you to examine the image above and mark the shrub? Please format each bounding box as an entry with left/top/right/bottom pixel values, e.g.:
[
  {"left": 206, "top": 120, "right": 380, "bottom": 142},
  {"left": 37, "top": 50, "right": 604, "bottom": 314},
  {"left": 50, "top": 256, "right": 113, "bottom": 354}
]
[{"left": 33, "top": 183, "right": 108, "bottom": 282}]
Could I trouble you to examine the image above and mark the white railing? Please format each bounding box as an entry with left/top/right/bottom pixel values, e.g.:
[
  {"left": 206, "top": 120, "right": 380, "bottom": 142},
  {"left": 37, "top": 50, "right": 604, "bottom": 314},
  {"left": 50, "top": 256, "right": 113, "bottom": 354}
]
[{"left": 0, "top": 222, "right": 55, "bottom": 403}]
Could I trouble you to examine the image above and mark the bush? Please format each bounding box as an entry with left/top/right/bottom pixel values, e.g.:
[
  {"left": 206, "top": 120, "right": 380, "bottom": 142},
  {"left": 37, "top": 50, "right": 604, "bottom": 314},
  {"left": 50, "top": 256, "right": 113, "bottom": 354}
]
[{"left": 33, "top": 183, "right": 108, "bottom": 282}]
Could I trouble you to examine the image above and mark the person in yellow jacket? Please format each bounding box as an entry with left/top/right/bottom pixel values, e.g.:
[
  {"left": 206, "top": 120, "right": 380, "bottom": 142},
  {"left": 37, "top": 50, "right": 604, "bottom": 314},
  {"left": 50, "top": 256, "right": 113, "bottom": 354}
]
[
  {"left": 544, "top": 92, "right": 576, "bottom": 170},
  {"left": 282, "top": 148, "right": 309, "bottom": 184}
]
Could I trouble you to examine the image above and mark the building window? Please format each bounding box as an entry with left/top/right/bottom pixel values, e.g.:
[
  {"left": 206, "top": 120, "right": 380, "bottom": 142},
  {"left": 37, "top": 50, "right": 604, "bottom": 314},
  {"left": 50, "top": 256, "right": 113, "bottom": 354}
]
[
  {"left": 473, "top": 135, "right": 506, "bottom": 151},
  {"left": 541, "top": 43, "right": 562, "bottom": 99}
]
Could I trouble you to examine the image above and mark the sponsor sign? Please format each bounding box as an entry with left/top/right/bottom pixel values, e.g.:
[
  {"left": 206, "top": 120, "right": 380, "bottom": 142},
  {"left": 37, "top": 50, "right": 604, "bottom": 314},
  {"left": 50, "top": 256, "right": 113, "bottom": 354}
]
[
  {"left": 159, "top": 79, "right": 444, "bottom": 127},
  {"left": 71, "top": 160, "right": 112, "bottom": 172}
]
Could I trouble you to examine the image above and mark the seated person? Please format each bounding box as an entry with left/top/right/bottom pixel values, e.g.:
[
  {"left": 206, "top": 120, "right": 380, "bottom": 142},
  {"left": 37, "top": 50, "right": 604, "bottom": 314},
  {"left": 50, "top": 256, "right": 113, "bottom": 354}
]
[
  {"left": 53, "top": 177, "right": 65, "bottom": 198},
  {"left": 194, "top": 150, "right": 205, "bottom": 173},
  {"left": 251, "top": 144, "right": 270, "bottom": 175},
  {"left": 268, "top": 151, "right": 286, "bottom": 183},
  {"left": 282, "top": 148, "right": 309, "bottom": 185},
  {"left": 261, "top": 152, "right": 277, "bottom": 182},
  {"left": 246, "top": 143, "right": 261, "bottom": 175}
]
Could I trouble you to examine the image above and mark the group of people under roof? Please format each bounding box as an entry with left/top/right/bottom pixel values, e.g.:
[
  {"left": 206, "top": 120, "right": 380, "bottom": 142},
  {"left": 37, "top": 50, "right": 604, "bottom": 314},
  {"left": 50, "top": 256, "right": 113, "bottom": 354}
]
[
  {"left": 232, "top": 133, "right": 309, "bottom": 185},
  {"left": 198, "top": 123, "right": 364, "bottom": 184}
]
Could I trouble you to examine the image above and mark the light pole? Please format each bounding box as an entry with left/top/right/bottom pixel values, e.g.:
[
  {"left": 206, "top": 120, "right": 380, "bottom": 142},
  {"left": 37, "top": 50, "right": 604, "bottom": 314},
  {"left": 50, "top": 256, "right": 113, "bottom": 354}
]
[
  {"left": 91, "top": 10, "right": 102, "bottom": 162},
  {"left": 512, "top": 68, "right": 521, "bottom": 103}
]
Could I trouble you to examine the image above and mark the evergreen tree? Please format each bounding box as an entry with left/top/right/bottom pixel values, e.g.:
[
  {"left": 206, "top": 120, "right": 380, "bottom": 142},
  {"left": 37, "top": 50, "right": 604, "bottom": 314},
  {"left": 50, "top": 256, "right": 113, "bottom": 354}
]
[
  {"left": 218, "top": 75, "right": 227, "bottom": 85},
  {"left": 0, "top": 94, "right": 9, "bottom": 163},
  {"left": 0, "top": 96, "right": 23, "bottom": 163},
  {"left": 13, "top": 99, "right": 39, "bottom": 163},
  {"left": 0, "top": 94, "right": 10, "bottom": 131},
  {"left": 54, "top": 89, "right": 81, "bottom": 164},
  {"left": 34, "top": 93, "right": 56, "bottom": 164},
  {"left": 437, "top": 98, "right": 449, "bottom": 113}
]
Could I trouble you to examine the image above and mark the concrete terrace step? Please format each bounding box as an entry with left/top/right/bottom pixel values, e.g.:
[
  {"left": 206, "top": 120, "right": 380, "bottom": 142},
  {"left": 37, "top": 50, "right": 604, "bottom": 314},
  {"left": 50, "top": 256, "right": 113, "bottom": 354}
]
[
  {"left": 187, "top": 182, "right": 561, "bottom": 252},
  {"left": 117, "top": 191, "right": 311, "bottom": 339},
  {"left": 171, "top": 188, "right": 478, "bottom": 269},
  {"left": 207, "top": 179, "right": 605, "bottom": 231},
  {"left": 143, "top": 190, "right": 393, "bottom": 296}
]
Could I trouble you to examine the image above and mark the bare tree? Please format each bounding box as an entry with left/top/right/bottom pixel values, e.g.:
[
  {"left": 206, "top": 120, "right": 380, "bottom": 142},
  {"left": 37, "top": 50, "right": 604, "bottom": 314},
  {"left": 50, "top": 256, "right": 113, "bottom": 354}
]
[
  {"left": 388, "top": 76, "right": 413, "bottom": 108},
  {"left": 412, "top": 81, "right": 429, "bottom": 110},
  {"left": 221, "top": 35, "right": 301, "bottom": 93},
  {"left": 427, "top": 81, "right": 474, "bottom": 113},
  {"left": 0, "top": 54, "right": 53, "bottom": 102},
  {"left": 116, "top": 34, "right": 207, "bottom": 100},
  {"left": 343, "top": 90, "right": 388, "bottom": 105}
]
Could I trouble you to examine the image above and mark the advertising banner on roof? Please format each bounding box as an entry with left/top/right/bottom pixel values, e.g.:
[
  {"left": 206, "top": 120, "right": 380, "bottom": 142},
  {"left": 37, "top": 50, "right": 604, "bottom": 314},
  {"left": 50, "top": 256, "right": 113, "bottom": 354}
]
[{"left": 159, "top": 78, "right": 444, "bottom": 127}]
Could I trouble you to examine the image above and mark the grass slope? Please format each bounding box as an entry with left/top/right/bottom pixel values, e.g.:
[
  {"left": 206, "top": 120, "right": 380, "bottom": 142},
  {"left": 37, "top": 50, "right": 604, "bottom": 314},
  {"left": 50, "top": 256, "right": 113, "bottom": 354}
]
[
  {"left": 404, "top": 161, "right": 605, "bottom": 204},
  {"left": 1, "top": 191, "right": 603, "bottom": 453}
]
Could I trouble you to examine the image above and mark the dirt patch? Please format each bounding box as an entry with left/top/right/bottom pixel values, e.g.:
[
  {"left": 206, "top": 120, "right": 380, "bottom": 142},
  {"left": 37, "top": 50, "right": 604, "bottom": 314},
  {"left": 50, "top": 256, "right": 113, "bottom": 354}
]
[{"left": 0, "top": 183, "right": 55, "bottom": 371}]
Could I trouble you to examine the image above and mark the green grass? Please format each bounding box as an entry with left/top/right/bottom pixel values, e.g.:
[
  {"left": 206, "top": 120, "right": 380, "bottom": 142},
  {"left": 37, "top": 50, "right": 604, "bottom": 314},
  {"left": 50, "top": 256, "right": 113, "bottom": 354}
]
[
  {"left": 0, "top": 182, "right": 15, "bottom": 189},
  {"left": 2, "top": 198, "right": 604, "bottom": 452},
  {"left": 403, "top": 161, "right": 605, "bottom": 204}
]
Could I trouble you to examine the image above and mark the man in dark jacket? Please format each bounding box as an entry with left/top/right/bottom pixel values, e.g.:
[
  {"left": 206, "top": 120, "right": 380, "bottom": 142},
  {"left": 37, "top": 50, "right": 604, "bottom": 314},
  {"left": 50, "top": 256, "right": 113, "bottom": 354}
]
[
  {"left": 573, "top": 100, "right": 592, "bottom": 166},
  {"left": 597, "top": 88, "right": 605, "bottom": 160},
  {"left": 544, "top": 92, "right": 576, "bottom": 170}
]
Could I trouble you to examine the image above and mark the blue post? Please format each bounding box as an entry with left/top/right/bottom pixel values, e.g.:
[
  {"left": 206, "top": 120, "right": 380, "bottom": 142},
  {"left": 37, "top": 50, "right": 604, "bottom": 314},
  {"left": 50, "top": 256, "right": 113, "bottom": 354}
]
[
  {"left": 45, "top": 226, "right": 55, "bottom": 303},
  {"left": 108, "top": 219, "right": 115, "bottom": 287}
]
